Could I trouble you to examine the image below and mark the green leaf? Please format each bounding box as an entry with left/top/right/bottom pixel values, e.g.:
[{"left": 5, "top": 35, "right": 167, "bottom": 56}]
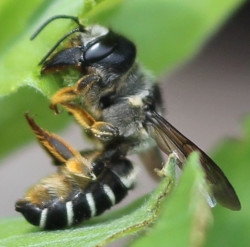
[
  {"left": 0, "top": 0, "right": 245, "bottom": 158},
  {"left": 0, "top": 0, "right": 85, "bottom": 97},
  {"left": 0, "top": 153, "right": 211, "bottom": 247},
  {"left": 131, "top": 152, "right": 212, "bottom": 247}
]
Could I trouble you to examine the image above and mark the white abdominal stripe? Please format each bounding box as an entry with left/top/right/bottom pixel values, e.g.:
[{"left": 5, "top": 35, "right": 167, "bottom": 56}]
[{"left": 15, "top": 158, "right": 136, "bottom": 230}]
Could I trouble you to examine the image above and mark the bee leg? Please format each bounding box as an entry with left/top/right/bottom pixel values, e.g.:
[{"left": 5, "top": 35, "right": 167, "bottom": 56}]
[
  {"left": 62, "top": 103, "right": 119, "bottom": 142},
  {"left": 25, "top": 113, "right": 94, "bottom": 177},
  {"left": 49, "top": 74, "right": 118, "bottom": 141},
  {"left": 25, "top": 113, "right": 78, "bottom": 163},
  {"left": 50, "top": 74, "right": 100, "bottom": 113}
]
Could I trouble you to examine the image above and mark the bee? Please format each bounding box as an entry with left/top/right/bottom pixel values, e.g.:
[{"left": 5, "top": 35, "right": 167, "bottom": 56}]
[{"left": 16, "top": 15, "right": 241, "bottom": 230}]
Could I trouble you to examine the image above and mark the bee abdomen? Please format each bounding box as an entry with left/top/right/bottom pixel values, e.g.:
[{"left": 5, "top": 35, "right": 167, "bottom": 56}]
[
  {"left": 16, "top": 158, "right": 136, "bottom": 230},
  {"left": 16, "top": 199, "right": 72, "bottom": 229}
]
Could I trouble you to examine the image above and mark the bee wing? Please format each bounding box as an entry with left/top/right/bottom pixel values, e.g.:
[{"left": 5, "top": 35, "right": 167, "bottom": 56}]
[{"left": 144, "top": 110, "right": 241, "bottom": 210}]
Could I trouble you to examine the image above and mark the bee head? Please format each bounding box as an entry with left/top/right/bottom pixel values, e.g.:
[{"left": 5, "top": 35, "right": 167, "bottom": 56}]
[{"left": 32, "top": 15, "right": 136, "bottom": 75}]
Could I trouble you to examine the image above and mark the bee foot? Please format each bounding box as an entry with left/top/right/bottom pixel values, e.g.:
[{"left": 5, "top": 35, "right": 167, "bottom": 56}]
[{"left": 90, "top": 122, "right": 119, "bottom": 141}]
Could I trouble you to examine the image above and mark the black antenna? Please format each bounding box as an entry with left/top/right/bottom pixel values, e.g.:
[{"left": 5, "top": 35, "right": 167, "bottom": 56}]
[
  {"left": 38, "top": 27, "right": 83, "bottom": 65},
  {"left": 31, "top": 15, "right": 86, "bottom": 65},
  {"left": 31, "top": 15, "right": 83, "bottom": 40}
]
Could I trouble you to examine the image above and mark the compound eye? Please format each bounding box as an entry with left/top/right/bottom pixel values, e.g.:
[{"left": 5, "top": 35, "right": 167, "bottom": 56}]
[{"left": 85, "top": 34, "right": 116, "bottom": 63}]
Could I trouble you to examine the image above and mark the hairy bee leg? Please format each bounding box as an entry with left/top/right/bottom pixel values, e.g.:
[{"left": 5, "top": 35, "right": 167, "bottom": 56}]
[
  {"left": 49, "top": 74, "right": 118, "bottom": 141},
  {"left": 25, "top": 113, "right": 94, "bottom": 177},
  {"left": 62, "top": 103, "right": 119, "bottom": 141},
  {"left": 25, "top": 113, "right": 79, "bottom": 163},
  {"left": 50, "top": 74, "right": 100, "bottom": 113}
]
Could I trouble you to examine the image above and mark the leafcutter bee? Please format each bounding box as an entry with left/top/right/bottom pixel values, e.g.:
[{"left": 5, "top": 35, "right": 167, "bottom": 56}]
[{"left": 16, "top": 15, "right": 241, "bottom": 230}]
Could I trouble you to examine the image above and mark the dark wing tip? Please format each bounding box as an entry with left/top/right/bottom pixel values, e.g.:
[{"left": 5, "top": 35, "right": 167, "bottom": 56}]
[{"left": 212, "top": 184, "right": 241, "bottom": 211}]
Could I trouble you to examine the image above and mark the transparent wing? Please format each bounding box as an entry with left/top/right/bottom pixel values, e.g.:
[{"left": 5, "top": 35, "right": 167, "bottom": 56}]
[{"left": 144, "top": 110, "right": 241, "bottom": 210}]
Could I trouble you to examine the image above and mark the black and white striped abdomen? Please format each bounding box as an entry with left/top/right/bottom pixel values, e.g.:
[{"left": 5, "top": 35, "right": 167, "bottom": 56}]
[{"left": 15, "top": 159, "right": 136, "bottom": 230}]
